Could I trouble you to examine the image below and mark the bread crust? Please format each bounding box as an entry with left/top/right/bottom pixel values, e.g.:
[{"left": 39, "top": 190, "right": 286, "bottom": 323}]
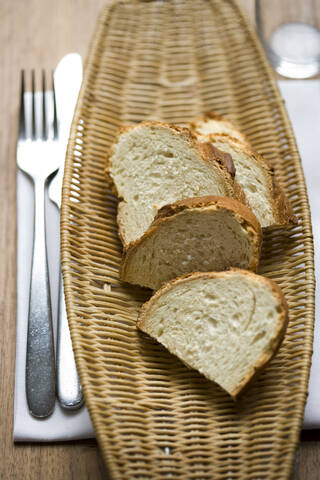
[
  {"left": 268, "top": 168, "right": 297, "bottom": 227},
  {"left": 105, "top": 121, "right": 237, "bottom": 195},
  {"left": 105, "top": 121, "right": 200, "bottom": 193},
  {"left": 137, "top": 269, "right": 289, "bottom": 400},
  {"left": 201, "top": 142, "right": 235, "bottom": 178},
  {"left": 106, "top": 121, "right": 249, "bottom": 246},
  {"left": 120, "top": 196, "right": 262, "bottom": 283},
  {"left": 196, "top": 132, "right": 297, "bottom": 227},
  {"left": 153, "top": 195, "right": 260, "bottom": 232},
  {"left": 116, "top": 201, "right": 132, "bottom": 247},
  {"left": 116, "top": 189, "right": 250, "bottom": 256},
  {"left": 189, "top": 111, "right": 250, "bottom": 146}
]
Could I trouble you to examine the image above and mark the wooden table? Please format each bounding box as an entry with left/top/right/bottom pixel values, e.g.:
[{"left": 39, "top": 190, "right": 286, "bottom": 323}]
[{"left": 0, "top": 1, "right": 319, "bottom": 478}]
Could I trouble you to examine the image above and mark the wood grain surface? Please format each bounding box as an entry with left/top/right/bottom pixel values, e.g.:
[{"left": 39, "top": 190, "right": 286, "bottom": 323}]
[{"left": 0, "top": 1, "right": 318, "bottom": 479}]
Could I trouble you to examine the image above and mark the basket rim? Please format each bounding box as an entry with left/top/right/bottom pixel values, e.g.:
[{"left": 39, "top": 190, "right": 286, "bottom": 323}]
[{"left": 61, "top": 1, "right": 316, "bottom": 478}]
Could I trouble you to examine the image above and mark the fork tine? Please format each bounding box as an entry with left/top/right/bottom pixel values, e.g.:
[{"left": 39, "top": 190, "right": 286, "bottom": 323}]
[
  {"left": 31, "top": 70, "right": 36, "bottom": 140},
  {"left": 52, "top": 71, "right": 58, "bottom": 140},
  {"left": 42, "top": 70, "right": 47, "bottom": 140},
  {"left": 19, "top": 70, "right": 26, "bottom": 139}
]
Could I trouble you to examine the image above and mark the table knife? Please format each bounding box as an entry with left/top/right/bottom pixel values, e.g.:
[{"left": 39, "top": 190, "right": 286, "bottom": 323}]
[{"left": 49, "top": 53, "right": 83, "bottom": 409}]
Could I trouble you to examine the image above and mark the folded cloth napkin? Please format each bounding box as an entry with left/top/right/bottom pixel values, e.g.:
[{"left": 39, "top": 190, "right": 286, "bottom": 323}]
[
  {"left": 14, "top": 169, "right": 95, "bottom": 441},
  {"left": 14, "top": 80, "right": 320, "bottom": 442},
  {"left": 279, "top": 80, "right": 320, "bottom": 429}
]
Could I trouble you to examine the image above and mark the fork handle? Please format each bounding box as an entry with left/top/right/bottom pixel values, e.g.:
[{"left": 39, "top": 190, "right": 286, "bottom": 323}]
[
  {"left": 26, "top": 179, "right": 56, "bottom": 418},
  {"left": 56, "top": 270, "right": 83, "bottom": 409}
]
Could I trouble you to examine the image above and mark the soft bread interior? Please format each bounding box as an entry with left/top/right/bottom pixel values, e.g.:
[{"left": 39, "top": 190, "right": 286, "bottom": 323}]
[
  {"left": 209, "top": 138, "right": 275, "bottom": 227},
  {"left": 191, "top": 117, "right": 248, "bottom": 145},
  {"left": 138, "top": 271, "right": 288, "bottom": 398},
  {"left": 190, "top": 115, "right": 296, "bottom": 228},
  {"left": 121, "top": 200, "right": 261, "bottom": 290},
  {"left": 108, "top": 124, "right": 234, "bottom": 245}
]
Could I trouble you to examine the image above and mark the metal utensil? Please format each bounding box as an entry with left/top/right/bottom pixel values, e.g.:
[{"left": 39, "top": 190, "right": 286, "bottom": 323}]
[
  {"left": 49, "top": 54, "right": 83, "bottom": 409},
  {"left": 17, "top": 70, "right": 60, "bottom": 418}
]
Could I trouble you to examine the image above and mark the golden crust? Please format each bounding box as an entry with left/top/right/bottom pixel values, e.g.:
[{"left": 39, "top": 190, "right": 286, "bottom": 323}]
[
  {"left": 116, "top": 201, "right": 130, "bottom": 247},
  {"left": 120, "top": 196, "right": 262, "bottom": 280},
  {"left": 137, "top": 269, "right": 289, "bottom": 400},
  {"left": 105, "top": 121, "right": 197, "bottom": 184},
  {"left": 153, "top": 195, "right": 260, "bottom": 234},
  {"left": 227, "top": 269, "right": 289, "bottom": 399},
  {"left": 268, "top": 170, "right": 298, "bottom": 227},
  {"left": 192, "top": 141, "right": 235, "bottom": 193},
  {"left": 197, "top": 132, "right": 298, "bottom": 227},
  {"left": 205, "top": 132, "right": 249, "bottom": 149},
  {"left": 189, "top": 111, "right": 251, "bottom": 146},
  {"left": 233, "top": 180, "right": 250, "bottom": 207},
  {"left": 198, "top": 142, "right": 236, "bottom": 178},
  {"left": 105, "top": 121, "right": 237, "bottom": 196},
  {"left": 106, "top": 121, "right": 250, "bottom": 247}
]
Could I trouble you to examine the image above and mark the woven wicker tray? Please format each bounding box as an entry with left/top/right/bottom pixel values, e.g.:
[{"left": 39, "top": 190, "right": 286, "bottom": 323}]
[{"left": 61, "top": 1, "right": 315, "bottom": 478}]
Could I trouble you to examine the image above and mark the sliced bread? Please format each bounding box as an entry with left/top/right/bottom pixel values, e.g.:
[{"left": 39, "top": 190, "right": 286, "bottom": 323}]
[
  {"left": 190, "top": 115, "right": 297, "bottom": 228},
  {"left": 201, "top": 135, "right": 296, "bottom": 228},
  {"left": 120, "top": 196, "right": 262, "bottom": 290},
  {"left": 190, "top": 111, "right": 250, "bottom": 146},
  {"left": 106, "top": 121, "right": 246, "bottom": 247},
  {"left": 137, "top": 269, "right": 288, "bottom": 399}
]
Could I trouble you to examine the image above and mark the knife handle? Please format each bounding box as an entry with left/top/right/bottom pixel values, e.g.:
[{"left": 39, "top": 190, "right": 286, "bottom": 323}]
[{"left": 56, "top": 270, "right": 84, "bottom": 409}]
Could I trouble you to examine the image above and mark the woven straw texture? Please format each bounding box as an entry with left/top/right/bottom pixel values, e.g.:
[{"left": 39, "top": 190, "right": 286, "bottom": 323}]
[{"left": 61, "top": 1, "right": 315, "bottom": 478}]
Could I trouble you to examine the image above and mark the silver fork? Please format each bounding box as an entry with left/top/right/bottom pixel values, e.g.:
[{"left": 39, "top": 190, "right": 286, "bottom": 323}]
[{"left": 17, "top": 70, "right": 60, "bottom": 418}]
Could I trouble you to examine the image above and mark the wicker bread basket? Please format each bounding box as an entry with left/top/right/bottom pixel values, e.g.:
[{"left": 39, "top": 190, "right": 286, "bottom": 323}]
[{"left": 61, "top": 1, "right": 315, "bottom": 478}]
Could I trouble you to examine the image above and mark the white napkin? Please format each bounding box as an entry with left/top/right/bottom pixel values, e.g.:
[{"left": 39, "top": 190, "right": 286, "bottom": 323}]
[
  {"left": 14, "top": 80, "right": 320, "bottom": 442},
  {"left": 278, "top": 80, "right": 320, "bottom": 429},
  {"left": 14, "top": 166, "right": 95, "bottom": 441}
]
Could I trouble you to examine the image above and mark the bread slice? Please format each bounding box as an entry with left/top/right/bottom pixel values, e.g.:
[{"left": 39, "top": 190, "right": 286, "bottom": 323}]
[
  {"left": 202, "top": 135, "right": 296, "bottom": 228},
  {"left": 120, "top": 196, "right": 262, "bottom": 290},
  {"left": 106, "top": 121, "right": 246, "bottom": 247},
  {"left": 190, "top": 115, "right": 297, "bottom": 228},
  {"left": 137, "top": 269, "right": 288, "bottom": 399},
  {"left": 190, "top": 112, "right": 250, "bottom": 146}
]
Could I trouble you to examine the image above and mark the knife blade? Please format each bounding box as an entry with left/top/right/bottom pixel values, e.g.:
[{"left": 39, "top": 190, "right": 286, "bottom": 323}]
[
  {"left": 49, "top": 53, "right": 83, "bottom": 409},
  {"left": 50, "top": 53, "right": 83, "bottom": 208}
]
